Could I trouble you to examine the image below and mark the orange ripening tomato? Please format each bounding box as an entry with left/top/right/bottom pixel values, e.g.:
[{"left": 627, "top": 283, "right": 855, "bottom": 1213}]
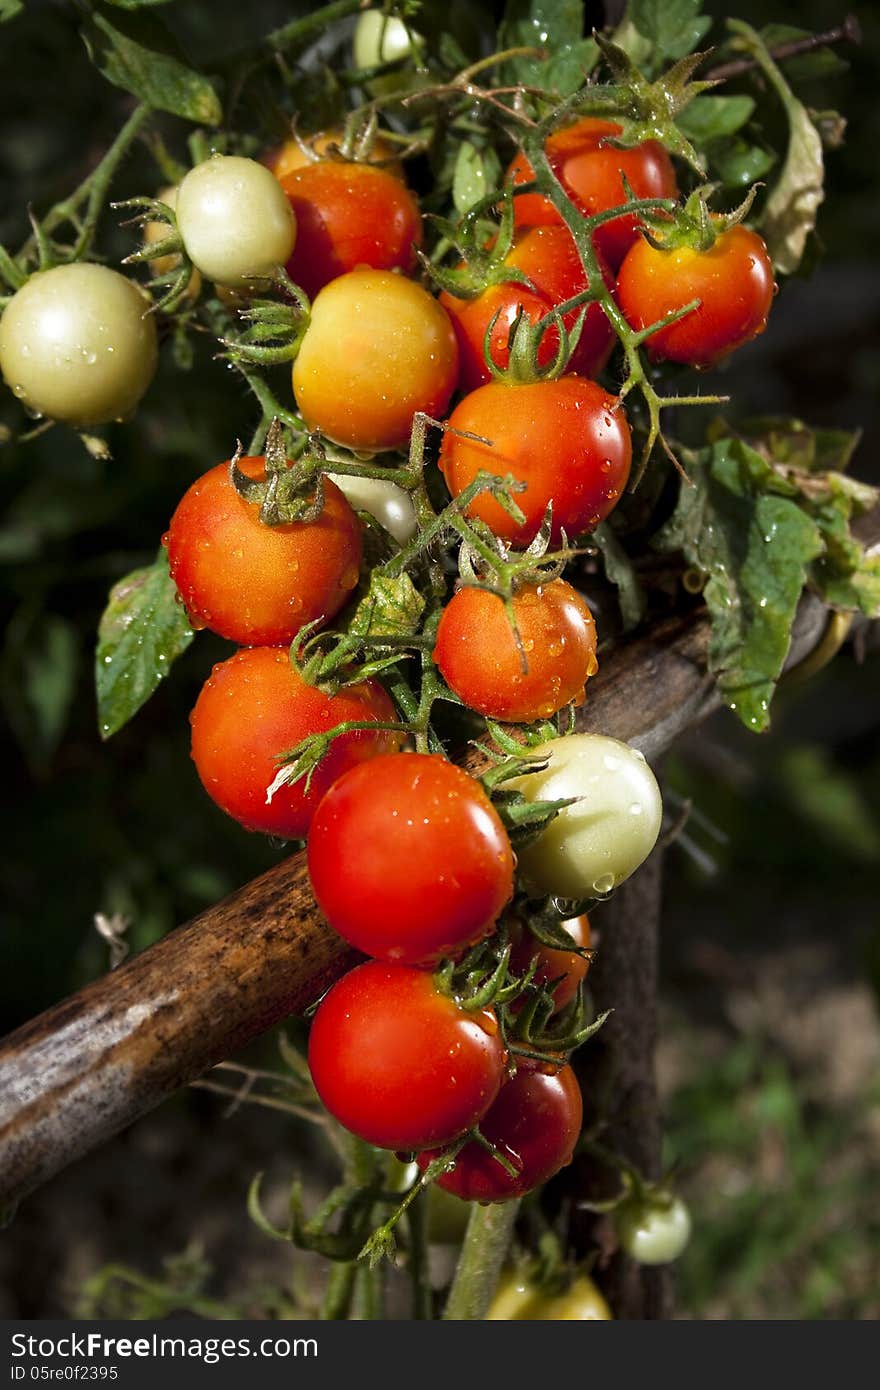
[
  {"left": 165, "top": 457, "right": 362, "bottom": 646},
  {"left": 439, "top": 377, "right": 631, "bottom": 546},
  {"left": 263, "top": 128, "right": 404, "bottom": 182},
  {"left": 439, "top": 226, "right": 614, "bottom": 392},
  {"left": 189, "top": 647, "right": 402, "bottom": 839},
  {"left": 617, "top": 225, "right": 776, "bottom": 368},
  {"left": 507, "top": 118, "right": 678, "bottom": 270},
  {"left": 508, "top": 913, "right": 592, "bottom": 1013},
  {"left": 433, "top": 579, "right": 598, "bottom": 723},
  {"left": 293, "top": 269, "right": 459, "bottom": 452},
  {"left": 280, "top": 161, "right": 423, "bottom": 299}
]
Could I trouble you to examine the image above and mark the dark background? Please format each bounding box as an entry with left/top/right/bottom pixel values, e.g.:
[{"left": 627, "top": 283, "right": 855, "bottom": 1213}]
[{"left": 0, "top": 0, "right": 878, "bottom": 1318}]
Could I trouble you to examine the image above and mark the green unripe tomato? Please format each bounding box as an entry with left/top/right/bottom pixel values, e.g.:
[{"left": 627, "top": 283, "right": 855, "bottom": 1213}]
[
  {"left": 615, "top": 1192, "right": 692, "bottom": 1266},
  {"left": 353, "top": 9, "right": 419, "bottom": 68},
  {"left": 326, "top": 472, "right": 417, "bottom": 546},
  {"left": 0, "top": 263, "right": 158, "bottom": 426},
  {"left": 175, "top": 155, "right": 297, "bottom": 288},
  {"left": 509, "top": 733, "right": 663, "bottom": 900}
]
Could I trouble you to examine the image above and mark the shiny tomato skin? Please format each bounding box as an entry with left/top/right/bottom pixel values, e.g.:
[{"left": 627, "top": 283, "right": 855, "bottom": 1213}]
[
  {"left": 190, "top": 647, "right": 401, "bottom": 839},
  {"left": 439, "top": 377, "right": 631, "bottom": 546},
  {"left": 307, "top": 751, "right": 515, "bottom": 965},
  {"left": 508, "top": 118, "right": 678, "bottom": 270},
  {"left": 419, "top": 1062, "right": 583, "bottom": 1201},
  {"left": 166, "top": 457, "right": 362, "bottom": 646},
  {"left": 292, "top": 269, "right": 459, "bottom": 452},
  {"left": 617, "top": 226, "right": 776, "bottom": 367},
  {"left": 509, "top": 913, "right": 591, "bottom": 1013},
  {"left": 433, "top": 579, "right": 598, "bottom": 723},
  {"left": 280, "top": 162, "right": 422, "bottom": 299},
  {"left": 440, "top": 226, "right": 614, "bottom": 392},
  {"left": 307, "top": 961, "right": 506, "bottom": 1150}
]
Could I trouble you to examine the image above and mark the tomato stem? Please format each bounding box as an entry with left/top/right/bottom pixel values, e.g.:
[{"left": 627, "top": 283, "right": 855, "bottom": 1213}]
[{"left": 443, "top": 1201, "right": 520, "bottom": 1320}]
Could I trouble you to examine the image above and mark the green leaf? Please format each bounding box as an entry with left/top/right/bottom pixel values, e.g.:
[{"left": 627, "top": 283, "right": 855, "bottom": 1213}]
[
  {"left": 0, "top": 0, "right": 24, "bottom": 20},
  {"left": 592, "top": 522, "right": 646, "bottom": 632},
  {"left": 103, "top": 0, "right": 177, "bottom": 8},
  {"left": 710, "top": 140, "right": 775, "bottom": 189},
  {"left": 677, "top": 94, "right": 755, "bottom": 144},
  {"left": 805, "top": 475, "right": 880, "bottom": 617},
  {"left": 1, "top": 612, "right": 80, "bottom": 773},
  {"left": 82, "top": 5, "right": 222, "bottom": 125},
  {"left": 452, "top": 142, "right": 502, "bottom": 216},
  {"left": 628, "top": 0, "right": 711, "bottom": 68},
  {"left": 346, "top": 572, "right": 425, "bottom": 641},
  {"left": 96, "top": 551, "right": 194, "bottom": 739},
  {"left": 779, "top": 746, "right": 880, "bottom": 863},
  {"left": 655, "top": 438, "right": 823, "bottom": 731},
  {"left": 740, "top": 417, "right": 862, "bottom": 475},
  {"left": 498, "top": 0, "right": 597, "bottom": 92},
  {"left": 760, "top": 24, "right": 850, "bottom": 83}
]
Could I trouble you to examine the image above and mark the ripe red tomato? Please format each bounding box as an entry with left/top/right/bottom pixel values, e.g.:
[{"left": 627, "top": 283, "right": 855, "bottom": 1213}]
[
  {"left": 507, "top": 118, "right": 678, "bottom": 270},
  {"left": 308, "top": 751, "right": 514, "bottom": 965},
  {"left": 439, "top": 226, "right": 614, "bottom": 392},
  {"left": 189, "top": 647, "right": 401, "bottom": 838},
  {"left": 418, "top": 1062, "right": 583, "bottom": 1200},
  {"left": 439, "top": 377, "right": 631, "bottom": 546},
  {"left": 617, "top": 225, "right": 776, "bottom": 368},
  {"left": 280, "top": 161, "right": 423, "bottom": 299},
  {"left": 292, "top": 269, "right": 459, "bottom": 452},
  {"left": 166, "top": 456, "right": 362, "bottom": 646},
  {"left": 264, "top": 128, "right": 404, "bottom": 182},
  {"left": 307, "top": 961, "right": 507, "bottom": 1150},
  {"left": 433, "top": 579, "right": 597, "bottom": 723},
  {"left": 508, "top": 913, "right": 591, "bottom": 1013}
]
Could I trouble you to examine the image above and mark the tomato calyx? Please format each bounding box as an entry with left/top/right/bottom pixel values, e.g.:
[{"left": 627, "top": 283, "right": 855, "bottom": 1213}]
[
  {"left": 219, "top": 265, "right": 311, "bottom": 367},
  {"left": 425, "top": 187, "right": 528, "bottom": 301},
  {"left": 228, "top": 421, "right": 329, "bottom": 526},
  {"left": 637, "top": 182, "right": 761, "bottom": 254},
  {"left": 482, "top": 297, "right": 590, "bottom": 386},
  {"left": 115, "top": 194, "right": 194, "bottom": 313}
]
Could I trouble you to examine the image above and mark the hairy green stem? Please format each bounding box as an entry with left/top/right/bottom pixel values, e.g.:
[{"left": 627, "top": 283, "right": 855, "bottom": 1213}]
[{"left": 443, "top": 1201, "right": 519, "bottom": 1319}]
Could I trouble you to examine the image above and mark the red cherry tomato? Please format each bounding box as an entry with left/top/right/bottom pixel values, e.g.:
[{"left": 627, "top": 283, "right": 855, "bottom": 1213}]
[
  {"left": 189, "top": 647, "right": 401, "bottom": 839},
  {"left": 280, "top": 161, "right": 423, "bottom": 299},
  {"left": 307, "top": 961, "right": 507, "bottom": 1150},
  {"left": 292, "top": 269, "right": 459, "bottom": 452},
  {"left": 439, "top": 377, "right": 631, "bottom": 546},
  {"left": 508, "top": 913, "right": 591, "bottom": 1013},
  {"left": 264, "top": 128, "right": 404, "bottom": 183},
  {"left": 307, "top": 751, "right": 515, "bottom": 965},
  {"left": 617, "top": 225, "right": 776, "bottom": 368},
  {"left": 439, "top": 226, "right": 614, "bottom": 392},
  {"left": 433, "top": 579, "right": 598, "bottom": 723},
  {"left": 166, "top": 457, "right": 362, "bottom": 646},
  {"left": 507, "top": 118, "right": 678, "bottom": 270},
  {"left": 419, "top": 1062, "right": 583, "bottom": 1201}
]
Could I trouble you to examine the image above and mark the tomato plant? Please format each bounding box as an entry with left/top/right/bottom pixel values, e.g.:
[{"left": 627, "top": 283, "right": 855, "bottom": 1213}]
[
  {"left": 507, "top": 117, "right": 679, "bottom": 270},
  {"left": 280, "top": 161, "right": 423, "bottom": 299},
  {"left": 439, "top": 226, "right": 614, "bottom": 392},
  {"left": 433, "top": 579, "right": 598, "bottom": 723},
  {"left": 439, "top": 377, "right": 632, "bottom": 546},
  {"left": 0, "top": 263, "right": 157, "bottom": 427},
  {"left": 165, "top": 455, "right": 362, "bottom": 646},
  {"left": 618, "top": 225, "right": 776, "bottom": 367},
  {"left": 189, "top": 647, "right": 401, "bottom": 839},
  {"left": 308, "top": 751, "right": 515, "bottom": 965},
  {"left": 307, "top": 961, "right": 506, "bottom": 1150},
  {"left": 175, "top": 155, "right": 297, "bottom": 288},
  {"left": 419, "top": 1063, "right": 583, "bottom": 1202},
  {"left": 292, "top": 268, "right": 459, "bottom": 450}
]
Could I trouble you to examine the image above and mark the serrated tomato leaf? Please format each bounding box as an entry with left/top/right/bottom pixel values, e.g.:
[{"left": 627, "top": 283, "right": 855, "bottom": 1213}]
[
  {"left": 346, "top": 572, "right": 425, "bottom": 641},
  {"left": 654, "top": 438, "right": 823, "bottom": 731},
  {"left": 96, "top": 551, "right": 194, "bottom": 740}
]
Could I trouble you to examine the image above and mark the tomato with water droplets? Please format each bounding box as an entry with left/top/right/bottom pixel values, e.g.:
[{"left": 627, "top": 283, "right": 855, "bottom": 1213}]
[
  {"left": 189, "top": 646, "right": 401, "bottom": 839},
  {"left": 308, "top": 961, "right": 507, "bottom": 1150},
  {"left": 308, "top": 751, "right": 515, "bottom": 965},
  {"left": 433, "top": 579, "right": 598, "bottom": 723},
  {"left": 439, "top": 377, "right": 631, "bottom": 547}
]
